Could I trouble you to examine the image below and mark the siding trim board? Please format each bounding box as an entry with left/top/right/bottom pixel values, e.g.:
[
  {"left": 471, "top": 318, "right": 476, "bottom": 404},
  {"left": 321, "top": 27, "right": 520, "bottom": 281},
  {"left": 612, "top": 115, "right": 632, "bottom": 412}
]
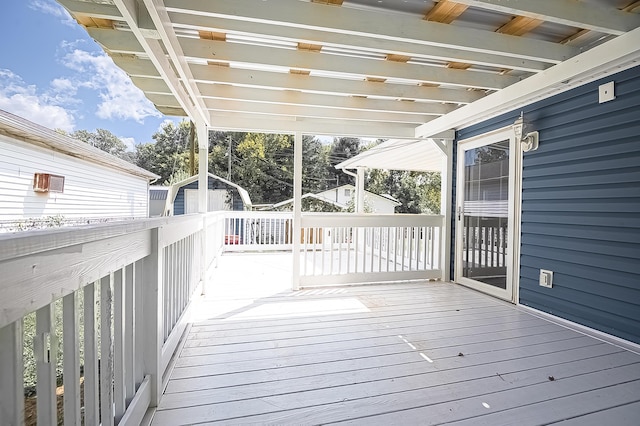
[{"left": 455, "top": 65, "right": 640, "bottom": 345}]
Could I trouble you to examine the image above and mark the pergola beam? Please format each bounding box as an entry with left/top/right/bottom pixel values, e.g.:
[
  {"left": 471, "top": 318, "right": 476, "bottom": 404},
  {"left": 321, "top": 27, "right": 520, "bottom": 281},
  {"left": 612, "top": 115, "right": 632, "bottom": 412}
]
[
  {"left": 198, "top": 84, "right": 456, "bottom": 115},
  {"left": 169, "top": 13, "right": 550, "bottom": 72},
  {"left": 181, "top": 38, "right": 518, "bottom": 90},
  {"left": 450, "top": 0, "right": 640, "bottom": 36},
  {"left": 165, "top": 0, "right": 577, "bottom": 63},
  {"left": 209, "top": 113, "right": 420, "bottom": 139},
  {"left": 202, "top": 99, "right": 436, "bottom": 124}
]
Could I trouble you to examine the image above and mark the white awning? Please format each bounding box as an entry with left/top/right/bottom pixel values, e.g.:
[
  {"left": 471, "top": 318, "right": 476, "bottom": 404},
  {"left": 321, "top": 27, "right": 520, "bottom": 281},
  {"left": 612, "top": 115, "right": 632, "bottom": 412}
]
[{"left": 335, "top": 139, "right": 445, "bottom": 172}]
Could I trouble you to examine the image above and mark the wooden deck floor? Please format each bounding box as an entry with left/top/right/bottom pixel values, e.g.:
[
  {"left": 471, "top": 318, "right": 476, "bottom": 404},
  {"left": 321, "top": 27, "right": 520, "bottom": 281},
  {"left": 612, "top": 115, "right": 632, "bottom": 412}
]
[{"left": 152, "top": 253, "right": 640, "bottom": 425}]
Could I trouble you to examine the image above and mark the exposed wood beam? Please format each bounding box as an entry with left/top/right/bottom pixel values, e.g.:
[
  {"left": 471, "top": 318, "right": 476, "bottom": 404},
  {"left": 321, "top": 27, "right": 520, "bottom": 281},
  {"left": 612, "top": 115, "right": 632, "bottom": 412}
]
[
  {"left": 198, "top": 84, "right": 457, "bottom": 115},
  {"left": 449, "top": 0, "right": 640, "bottom": 36},
  {"left": 496, "top": 16, "right": 543, "bottom": 37},
  {"left": 169, "top": 13, "right": 550, "bottom": 72},
  {"left": 164, "top": 0, "right": 576, "bottom": 63},
  {"left": 180, "top": 38, "right": 518, "bottom": 90},
  {"left": 208, "top": 113, "right": 420, "bottom": 138},
  {"left": 424, "top": 0, "right": 469, "bottom": 24},
  {"left": 189, "top": 65, "right": 486, "bottom": 104}
]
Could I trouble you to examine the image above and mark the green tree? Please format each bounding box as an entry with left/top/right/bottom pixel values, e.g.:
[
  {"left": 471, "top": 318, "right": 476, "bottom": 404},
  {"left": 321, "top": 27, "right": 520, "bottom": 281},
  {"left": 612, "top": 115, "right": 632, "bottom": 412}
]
[
  {"left": 327, "top": 137, "right": 361, "bottom": 186},
  {"left": 69, "top": 128, "right": 132, "bottom": 161},
  {"left": 367, "top": 169, "right": 440, "bottom": 214},
  {"left": 136, "top": 120, "right": 192, "bottom": 184}
]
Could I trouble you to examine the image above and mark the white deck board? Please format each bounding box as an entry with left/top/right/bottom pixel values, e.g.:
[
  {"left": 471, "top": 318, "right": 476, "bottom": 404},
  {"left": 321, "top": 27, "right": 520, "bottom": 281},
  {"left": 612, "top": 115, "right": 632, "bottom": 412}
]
[{"left": 152, "top": 253, "right": 640, "bottom": 425}]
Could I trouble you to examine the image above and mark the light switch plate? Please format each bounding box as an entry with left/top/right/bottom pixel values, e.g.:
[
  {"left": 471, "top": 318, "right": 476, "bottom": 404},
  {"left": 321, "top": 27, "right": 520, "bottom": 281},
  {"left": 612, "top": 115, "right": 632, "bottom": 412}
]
[
  {"left": 540, "top": 269, "right": 553, "bottom": 288},
  {"left": 599, "top": 81, "right": 615, "bottom": 103}
]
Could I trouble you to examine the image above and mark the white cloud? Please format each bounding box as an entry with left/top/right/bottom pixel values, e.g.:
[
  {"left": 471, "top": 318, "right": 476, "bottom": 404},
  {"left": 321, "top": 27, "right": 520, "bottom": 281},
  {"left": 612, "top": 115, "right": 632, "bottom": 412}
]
[
  {"left": 0, "top": 69, "right": 75, "bottom": 131},
  {"left": 63, "top": 49, "right": 162, "bottom": 123},
  {"left": 120, "top": 137, "right": 136, "bottom": 152},
  {"left": 29, "top": 0, "right": 76, "bottom": 28}
]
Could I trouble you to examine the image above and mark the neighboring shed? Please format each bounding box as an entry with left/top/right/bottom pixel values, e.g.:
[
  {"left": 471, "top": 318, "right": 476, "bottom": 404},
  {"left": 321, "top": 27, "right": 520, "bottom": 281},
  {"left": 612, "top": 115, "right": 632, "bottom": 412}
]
[
  {"left": 149, "top": 186, "right": 170, "bottom": 217},
  {"left": 0, "top": 109, "right": 158, "bottom": 231},
  {"left": 168, "top": 173, "right": 252, "bottom": 215}
]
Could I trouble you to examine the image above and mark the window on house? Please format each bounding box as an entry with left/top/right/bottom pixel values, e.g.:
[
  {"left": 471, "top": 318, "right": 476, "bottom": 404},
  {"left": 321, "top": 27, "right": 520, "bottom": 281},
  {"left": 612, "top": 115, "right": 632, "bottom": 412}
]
[
  {"left": 344, "top": 189, "right": 351, "bottom": 197},
  {"left": 33, "top": 173, "right": 65, "bottom": 193}
]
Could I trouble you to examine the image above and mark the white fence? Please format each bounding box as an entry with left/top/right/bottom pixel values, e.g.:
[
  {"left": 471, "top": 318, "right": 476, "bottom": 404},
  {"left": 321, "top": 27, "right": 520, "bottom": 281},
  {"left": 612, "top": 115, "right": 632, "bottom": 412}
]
[
  {"left": 222, "top": 211, "right": 293, "bottom": 252},
  {"left": 299, "top": 213, "right": 444, "bottom": 286},
  {"left": 0, "top": 212, "right": 224, "bottom": 426}
]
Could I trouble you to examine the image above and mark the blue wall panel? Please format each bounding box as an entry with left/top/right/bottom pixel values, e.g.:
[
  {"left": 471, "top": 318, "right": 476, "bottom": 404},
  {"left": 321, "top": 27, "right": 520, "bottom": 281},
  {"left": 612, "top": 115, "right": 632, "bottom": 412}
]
[{"left": 455, "top": 65, "right": 640, "bottom": 344}]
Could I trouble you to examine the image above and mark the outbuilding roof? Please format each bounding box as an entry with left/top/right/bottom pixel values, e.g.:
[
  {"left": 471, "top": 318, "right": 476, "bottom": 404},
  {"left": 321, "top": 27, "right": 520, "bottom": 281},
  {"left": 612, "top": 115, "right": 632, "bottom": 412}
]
[
  {"left": 0, "top": 109, "right": 159, "bottom": 180},
  {"left": 169, "top": 173, "right": 253, "bottom": 208}
]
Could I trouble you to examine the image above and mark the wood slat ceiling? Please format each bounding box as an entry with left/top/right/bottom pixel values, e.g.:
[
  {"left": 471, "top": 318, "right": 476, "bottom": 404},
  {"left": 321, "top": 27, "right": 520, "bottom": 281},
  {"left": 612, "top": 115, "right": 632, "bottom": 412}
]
[{"left": 57, "top": 0, "right": 640, "bottom": 138}]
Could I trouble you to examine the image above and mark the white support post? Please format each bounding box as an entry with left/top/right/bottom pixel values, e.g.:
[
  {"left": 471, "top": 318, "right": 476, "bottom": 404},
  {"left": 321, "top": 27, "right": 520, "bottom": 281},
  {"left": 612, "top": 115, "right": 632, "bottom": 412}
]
[
  {"left": 440, "top": 139, "right": 454, "bottom": 281},
  {"left": 292, "top": 132, "right": 303, "bottom": 291},
  {"left": 197, "top": 121, "right": 210, "bottom": 292},
  {"left": 143, "top": 228, "right": 163, "bottom": 407},
  {"left": 0, "top": 321, "right": 24, "bottom": 426},
  {"left": 356, "top": 167, "right": 365, "bottom": 213}
]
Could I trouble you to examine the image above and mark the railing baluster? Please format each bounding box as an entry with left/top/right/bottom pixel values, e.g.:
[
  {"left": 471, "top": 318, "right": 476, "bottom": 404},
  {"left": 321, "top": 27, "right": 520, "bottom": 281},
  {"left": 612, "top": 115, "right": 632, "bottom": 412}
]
[
  {"left": 35, "top": 304, "right": 57, "bottom": 424},
  {"left": 84, "top": 281, "right": 99, "bottom": 425},
  {"left": 124, "top": 263, "right": 135, "bottom": 403},
  {"left": 114, "top": 268, "right": 126, "bottom": 420},
  {"left": 134, "top": 260, "right": 145, "bottom": 389},
  {"left": 63, "top": 291, "right": 81, "bottom": 425},
  {"left": 0, "top": 321, "right": 24, "bottom": 426},
  {"left": 100, "top": 275, "right": 115, "bottom": 426}
]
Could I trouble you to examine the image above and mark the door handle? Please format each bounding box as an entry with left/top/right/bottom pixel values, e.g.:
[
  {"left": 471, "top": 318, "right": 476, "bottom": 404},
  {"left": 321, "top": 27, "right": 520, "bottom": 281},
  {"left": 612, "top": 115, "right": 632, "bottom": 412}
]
[{"left": 457, "top": 206, "right": 462, "bottom": 221}]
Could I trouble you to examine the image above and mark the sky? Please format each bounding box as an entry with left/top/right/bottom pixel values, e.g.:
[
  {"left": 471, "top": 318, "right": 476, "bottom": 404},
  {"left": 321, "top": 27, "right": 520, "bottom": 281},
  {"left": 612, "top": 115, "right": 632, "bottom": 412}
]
[{"left": 0, "top": 1, "right": 180, "bottom": 151}]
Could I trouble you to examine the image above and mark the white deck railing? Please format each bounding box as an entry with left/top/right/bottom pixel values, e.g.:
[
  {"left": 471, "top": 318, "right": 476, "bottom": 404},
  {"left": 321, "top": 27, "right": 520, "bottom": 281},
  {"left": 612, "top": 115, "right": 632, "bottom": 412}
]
[
  {"left": 299, "top": 213, "right": 445, "bottom": 286},
  {"left": 222, "top": 211, "right": 293, "bottom": 252},
  {"left": 0, "top": 212, "right": 225, "bottom": 426}
]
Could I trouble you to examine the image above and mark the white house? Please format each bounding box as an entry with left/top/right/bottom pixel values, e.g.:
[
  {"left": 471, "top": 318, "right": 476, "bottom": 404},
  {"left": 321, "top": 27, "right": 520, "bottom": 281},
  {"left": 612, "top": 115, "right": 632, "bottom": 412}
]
[
  {"left": 271, "top": 184, "right": 400, "bottom": 213},
  {"left": 0, "top": 109, "right": 158, "bottom": 231},
  {"left": 316, "top": 184, "right": 400, "bottom": 213}
]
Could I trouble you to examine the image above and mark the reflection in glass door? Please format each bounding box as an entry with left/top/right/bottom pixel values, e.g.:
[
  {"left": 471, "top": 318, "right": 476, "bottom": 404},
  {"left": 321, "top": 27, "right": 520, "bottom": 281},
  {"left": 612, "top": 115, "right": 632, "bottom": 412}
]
[
  {"left": 462, "top": 140, "right": 509, "bottom": 288},
  {"left": 456, "top": 129, "right": 517, "bottom": 301}
]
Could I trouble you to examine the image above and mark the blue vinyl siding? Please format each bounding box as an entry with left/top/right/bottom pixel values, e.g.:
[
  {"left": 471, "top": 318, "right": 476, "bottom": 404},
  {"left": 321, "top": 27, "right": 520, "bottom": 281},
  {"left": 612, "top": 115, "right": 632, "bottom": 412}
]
[
  {"left": 455, "top": 65, "right": 640, "bottom": 344},
  {"left": 174, "top": 177, "right": 244, "bottom": 215}
]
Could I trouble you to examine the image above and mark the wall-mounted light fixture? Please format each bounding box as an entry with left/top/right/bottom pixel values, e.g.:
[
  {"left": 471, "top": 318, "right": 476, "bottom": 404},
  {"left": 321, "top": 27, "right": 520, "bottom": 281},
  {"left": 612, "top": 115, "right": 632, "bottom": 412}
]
[{"left": 513, "top": 112, "right": 539, "bottom": 152}]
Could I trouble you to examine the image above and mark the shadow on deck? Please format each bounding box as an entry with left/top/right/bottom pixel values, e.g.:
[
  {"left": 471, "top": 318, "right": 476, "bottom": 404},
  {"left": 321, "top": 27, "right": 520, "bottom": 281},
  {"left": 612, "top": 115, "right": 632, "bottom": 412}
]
[{"left": 152, "top": 253, "right": 640, "bottom": 425}]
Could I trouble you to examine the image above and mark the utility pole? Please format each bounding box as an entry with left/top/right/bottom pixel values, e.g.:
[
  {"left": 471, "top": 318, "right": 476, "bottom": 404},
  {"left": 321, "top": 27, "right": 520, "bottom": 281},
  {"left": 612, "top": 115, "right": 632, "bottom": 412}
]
[{"left": 227, "top": 135, "right": 232, "bottom": 180}]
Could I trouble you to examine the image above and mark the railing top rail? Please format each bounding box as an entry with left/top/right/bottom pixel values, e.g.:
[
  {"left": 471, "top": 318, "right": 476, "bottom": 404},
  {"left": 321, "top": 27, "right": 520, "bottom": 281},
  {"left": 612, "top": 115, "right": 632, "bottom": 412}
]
[
  {"left": 301, "top": 213, "right": 444, "bottom": 228},
  {"left": 0, "top": 214, "right": 210, "bottom": 262}
]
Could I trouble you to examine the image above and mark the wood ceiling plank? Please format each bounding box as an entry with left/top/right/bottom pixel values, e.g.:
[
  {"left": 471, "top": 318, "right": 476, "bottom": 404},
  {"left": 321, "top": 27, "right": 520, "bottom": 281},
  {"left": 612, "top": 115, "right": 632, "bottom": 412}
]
[
  {"left": 424, "top": 0, "right": 469, "bottom": 24},
  {"left": 496, "top": 16, "right": 543, "bottom": 36}
]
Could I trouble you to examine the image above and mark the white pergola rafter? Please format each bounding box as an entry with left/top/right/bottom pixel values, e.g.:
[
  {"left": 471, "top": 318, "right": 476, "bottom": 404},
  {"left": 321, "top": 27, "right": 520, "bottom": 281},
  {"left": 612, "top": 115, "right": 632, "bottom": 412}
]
[
  {"left": 168, "top": 13, "right": 551, "bottom": 72},
  {"left": 164, "top": 0, "right": 577, "bottom": 63},
  {"left": 450, "top": 0, "right": 640, "bottom": 36}
]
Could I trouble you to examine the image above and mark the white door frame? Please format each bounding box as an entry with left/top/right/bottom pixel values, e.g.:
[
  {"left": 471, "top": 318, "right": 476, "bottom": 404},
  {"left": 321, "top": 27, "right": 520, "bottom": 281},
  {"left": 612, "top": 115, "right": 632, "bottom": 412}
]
[{"left": 455, "top": 126, "right": 523, "bottom": 303}]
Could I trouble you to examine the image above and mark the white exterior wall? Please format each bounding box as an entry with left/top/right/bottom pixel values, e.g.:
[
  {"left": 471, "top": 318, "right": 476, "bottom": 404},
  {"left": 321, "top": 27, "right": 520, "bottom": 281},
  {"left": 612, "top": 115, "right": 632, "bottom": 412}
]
[
  {"left": 317, "top": 185, "right": 398, "bottom": 213},
  {"left": 0, "top": 135, "right": 149, "bottom": 223}
]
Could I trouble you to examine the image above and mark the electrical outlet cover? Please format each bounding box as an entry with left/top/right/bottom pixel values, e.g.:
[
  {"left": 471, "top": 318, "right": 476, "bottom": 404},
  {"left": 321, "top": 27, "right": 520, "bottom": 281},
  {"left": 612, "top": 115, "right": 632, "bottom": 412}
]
[
  {"left": 540, "top": 269, "right": 553, "bottom": 288},
  {"left": 599, "top": 81, "right": 615, "bottom": 103}
]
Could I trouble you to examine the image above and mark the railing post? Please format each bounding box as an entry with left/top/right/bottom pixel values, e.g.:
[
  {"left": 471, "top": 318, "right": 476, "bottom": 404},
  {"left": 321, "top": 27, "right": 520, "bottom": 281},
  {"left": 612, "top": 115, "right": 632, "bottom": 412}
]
[
  {"left": 0, "top": 321, "right": 24, "bottom": 426},
  {"left": 441, "top": 139, "right": 453, "bottom": 281},
  {"left": 143, "top": 227, "right": 163, "bottom": 407}
]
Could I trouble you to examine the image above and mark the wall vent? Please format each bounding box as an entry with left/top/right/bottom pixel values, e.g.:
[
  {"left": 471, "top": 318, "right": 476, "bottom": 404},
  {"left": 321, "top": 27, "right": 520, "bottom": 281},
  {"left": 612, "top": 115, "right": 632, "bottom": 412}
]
[{"left": 33, "top": 173, "right": 65, "bottom": 193}]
